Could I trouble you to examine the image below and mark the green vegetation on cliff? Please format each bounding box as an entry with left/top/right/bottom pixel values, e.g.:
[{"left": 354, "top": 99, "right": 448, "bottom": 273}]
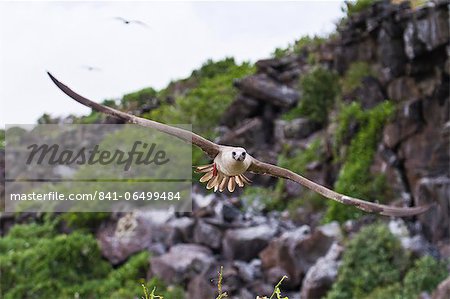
[
  {"left": 0, "top": 221, "right": 183, "bottom": 299},
  {"left": 324, "top": 101, "right": 394, "bottom": 222},
  {"left": 326, "top": 223, "right": 448, "bottom": 299},
  {"left": 283, "top": 66, "right": 340, "bottom": 125},
  {"left": 0, "top": 129, "right": 4, "bottom": 149}
]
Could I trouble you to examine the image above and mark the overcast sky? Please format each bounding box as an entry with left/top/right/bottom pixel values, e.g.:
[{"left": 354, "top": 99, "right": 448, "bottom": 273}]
[{"left": 0, "top": 1, "right": 344, "bottom": 128}]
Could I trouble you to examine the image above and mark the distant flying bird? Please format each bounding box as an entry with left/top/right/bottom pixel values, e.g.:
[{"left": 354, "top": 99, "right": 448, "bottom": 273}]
[
  {"left": 81, "top": 65, "right": 101, "bottom": 72},
  {"left": 114, "top": 17, "right": 148, "bottom": 27},
  {"left": 47, "top": 72, "right": 431, "bottom": 217}
]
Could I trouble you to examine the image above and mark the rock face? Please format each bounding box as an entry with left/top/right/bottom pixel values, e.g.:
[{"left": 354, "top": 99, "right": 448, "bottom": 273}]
[{"left": 414, "top": 177, "right": 450, "bottom": 243}]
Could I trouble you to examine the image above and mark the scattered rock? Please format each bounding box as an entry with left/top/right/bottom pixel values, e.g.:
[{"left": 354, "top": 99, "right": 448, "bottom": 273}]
[
  {"left": 150, "top": 244, "right": 214, "bottom": 285},
  {"left": 223, "top": 224, "right": 278, "bottom": 261},
  {"left": 260, "top": 227, "right": 334, "bottom": 288},
  {"left": 193, "top": 220, "right": 223, "bottom": 250},
  {"left": 97, "top": 211, "right": 170, "bottom": 265},
  {"left": 301, "top": 242, "right": 344, "bottom": 299}
]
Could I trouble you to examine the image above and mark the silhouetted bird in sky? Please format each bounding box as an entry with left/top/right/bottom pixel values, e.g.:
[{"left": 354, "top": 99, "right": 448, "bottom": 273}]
[
  {"left": 114, "top": 17, "right": 148, "bottom": 27},
  {"left": 81, "top": 65, "right": 101, "bottom": 72}
]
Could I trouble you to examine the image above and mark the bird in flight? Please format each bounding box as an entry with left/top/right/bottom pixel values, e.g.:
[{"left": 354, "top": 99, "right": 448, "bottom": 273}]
[
  {"left": 47, "top": 72, "right": 430, "bottom": 217},
  {"left": 114, "top": 17, "right": 149, "bottom": 27},
  {"left": 81, "top": 65, "right": 101, "bottom": 72}
]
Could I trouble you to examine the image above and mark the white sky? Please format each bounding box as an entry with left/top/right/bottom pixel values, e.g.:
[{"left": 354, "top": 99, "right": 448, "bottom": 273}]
[{"left": 0, "top": 1, "right": 344, "bottom": 128}]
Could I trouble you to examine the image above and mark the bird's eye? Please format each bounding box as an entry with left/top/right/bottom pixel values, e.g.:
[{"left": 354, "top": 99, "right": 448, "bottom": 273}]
[{"left": 232, "top": 152, "right": 236, "bottom": 156}]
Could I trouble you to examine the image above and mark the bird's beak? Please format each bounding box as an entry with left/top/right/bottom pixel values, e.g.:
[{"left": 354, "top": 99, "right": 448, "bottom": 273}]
[{"left": 237, "top": 153, "right": 246, "bottom": 161}]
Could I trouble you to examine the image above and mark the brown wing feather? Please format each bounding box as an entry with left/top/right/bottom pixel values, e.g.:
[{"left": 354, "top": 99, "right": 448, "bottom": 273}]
[
  {"left": 47, "top": 72, "right": 220, "bottom": 158},
  {"left": 248, "top": 158, "right": 430, "bottom": 217}
]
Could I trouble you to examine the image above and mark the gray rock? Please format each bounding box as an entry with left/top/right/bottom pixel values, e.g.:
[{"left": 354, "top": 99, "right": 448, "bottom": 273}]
[
  {"left": 223, "top": 224, "right": 278, "bottom": 261},
  {"left": 234, "top": 74, "right": 299, "bottom": 108},
  {"left": 165, "top": 216, "right": 195, "bottom": 245},
  {"left": 387, "top": 76, "right": 421, "bottom": 102},
  {"left": 404, "top": 8, "right": 449, "bottom": 59},
  {"left": 431, "top": 276, "right": 450, "bottom": 299},
  {"left": 150, "top": 243, "right": 214, "bottom": 285},
  {"left": 301, "top": 242, "right": 344, "bottom": 299},
  {"left": 317, "top": 221, "right": 343, "bottom": 241},
  {"left": 415, "top": 177, "right": 450, "bottom": 243},
  {"left": 187, "top": 274, "right": 217, "bottom": 299},
  {"left": 260, "top": 227, "right": 334, "bottom": 288},
  {"left": 281, "top": 118, "right": 320, "bottom": 140},
  {"left": 97, "top": 211, "right": 169, "bottom": 265},
  {"left": 193, "top": 220, "right": 223, "bottom": 250}
]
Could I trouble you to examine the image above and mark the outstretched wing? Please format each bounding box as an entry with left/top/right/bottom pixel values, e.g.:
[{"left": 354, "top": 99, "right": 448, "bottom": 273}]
[
  {"left": 248, "top": 158, "right": 430, "bottom": 217},
  {"left": 47, "top": 72, "right": 220, "bottom": 158}
]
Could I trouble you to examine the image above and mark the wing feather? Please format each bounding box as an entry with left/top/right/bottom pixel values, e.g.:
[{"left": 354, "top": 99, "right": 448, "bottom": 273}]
[
  {"left": 248, "top": 158, "right": 430, "bottom": 217},
  {"left": 47, "top": 72, "right": 220, "bottom": 158}
]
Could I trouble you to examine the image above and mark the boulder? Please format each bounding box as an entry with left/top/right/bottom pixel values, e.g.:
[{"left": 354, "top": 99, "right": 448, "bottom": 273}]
[
  {"left": 150, "top": 244, "right": 214, "bottom": 285},
  {"left": 383, "top": 98, "right": 423, "bottom": 149},
  {"left": 223, "top": 224, "right": 278, "bottom": 261},
  {"left": 387, "top": 76, "right": 421, "bottom": 102},
  {"left": 260, "top": 227, "right": 334, "bottom": 289},
  {"left": 165, "top": 216, "right": 195, "bottom": 246},
  {"left": 300, "top": 243, "right": 344, "bottom": 299},
  {"left": 187, "top": 274, "right": 217, "bottom": 299},
  {"left": 432, "top": 276, "right": 450, "bottom": 299},
  {"left": 277, "top": 118, "right": 320, "bottom": 140},
  {"left": 404, "top": 7, "right": 449, "bottom": 60},
  {"left": 234, "top": 74, "right": 299, "bottom": 108},
  {"left": 221, "top": 95, "right": 262, "bottom": 128},
  {"left": 193, "top": 220, "right": 223, "bottom": 250},
  {"left": 97, "top": 211, "right": 171, "bottom": 265}
]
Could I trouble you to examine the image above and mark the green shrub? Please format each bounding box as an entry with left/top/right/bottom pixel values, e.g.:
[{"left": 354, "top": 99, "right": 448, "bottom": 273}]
[
  {"left": 324, "top": 101, "right": 394, "bottom": 223},
  {"left": 402, "top": 255, "right": 448, "bottom": 298},
  {"left": 325, "top": 223, "right": 409, "bottom": 299},
  {"left": 272, "top": 35, "right": 325, "bottom": 58},
  {"left": 341, "top": 61, "right": 374, "bottom": 94},
  {"left": 59, "top": 212, "right": 110, "bottom": 230},
  {"left": 342, "top": 0, "right": 378, "bottom": 17},
  {"left": 0, "top": 129, "right": 4, "bottom": 149},
  {"left": 365, "top": 255, "right": 449, "bottom": 299},
  {"left": 283, "top": 66, "right": 340, "bottom": 125},
  {"left": 121, "top": 87, "right": 158, "bottom": 110},
  {"left": 0, "top": 222, "right": 183, "bottom": 299}
]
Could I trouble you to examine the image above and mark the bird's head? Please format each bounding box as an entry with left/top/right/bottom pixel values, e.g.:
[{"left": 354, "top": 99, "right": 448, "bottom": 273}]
[{"left": 230, "top": 147, "right": 247, "bottom": 162}]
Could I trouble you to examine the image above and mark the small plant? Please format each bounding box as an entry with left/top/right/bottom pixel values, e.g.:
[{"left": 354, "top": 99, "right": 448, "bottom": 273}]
[
  {"left": 142, "top": 284, "right": 164, "bottom": 299},
  {"left": 215, "top": 266, "right": 228, "bottom": 299},
  {"left": 283, "top": 66, "right": 340, "bottom": 125},
  {"left": 341, "top": 61, "right": 374, "bottom": 94}
]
